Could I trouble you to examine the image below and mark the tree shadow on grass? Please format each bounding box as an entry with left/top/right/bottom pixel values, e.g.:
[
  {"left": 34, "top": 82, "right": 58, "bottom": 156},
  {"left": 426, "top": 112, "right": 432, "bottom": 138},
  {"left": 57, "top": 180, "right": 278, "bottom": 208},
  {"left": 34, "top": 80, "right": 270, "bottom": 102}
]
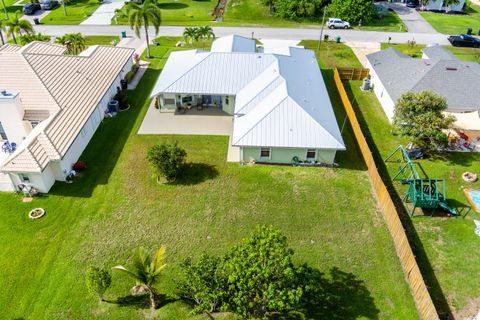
[
  {"left": 111, "top": 293, "right": 177, "bottom": 309},
  {"left": 342, "top": 80, "right": 453, "bottom": 318},
  {"left": 174, "top": 163, "right": 219, "bottom": 185},
  {"left": 300, "top": 267, "right": 379, "bottom": 320},
  {"left": 158, "top": 3, "right": 189, "bottom": 9}
]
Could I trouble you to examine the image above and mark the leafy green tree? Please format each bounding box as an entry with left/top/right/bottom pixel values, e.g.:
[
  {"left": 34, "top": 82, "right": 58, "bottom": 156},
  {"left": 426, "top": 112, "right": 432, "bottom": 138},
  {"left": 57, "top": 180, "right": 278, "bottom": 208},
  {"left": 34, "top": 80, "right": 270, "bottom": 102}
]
[
  {"left": 328, "top": 0, "right": 375, "bottom": 23},
  {"left": 85, "top": 266, "right": 112, "bottom": 301},
  {"left": 5, "top": 11, "right": 34, "bottom": 44},
  {"left": 183, "top": 26, "right": 199, "bottom": 47},
  {"left": 262, "top": 0, "right": 276, "bottom": 14},
  {"left": 393, "top": 91, "right": 455, "bottom": 152},
  {"left": 18, "top": 33, "right": 51, "bottom": 45},
  {"left": 274, "top": 0, "right": 324, "bottom": 19},
  {"left": 443, "top": 0, "right": 460, "bottom": 12},
  {"left": 147, "top": 142, "right": 187, "bottom": 183},
  {"left": 178, "top": 254, "right": 227, "bottom": 314},
  {"left": 55, "top": 33, "right": 86, "bottom": 55},
  {"left": 113, "top": 246, "right": 167, "bottom": 309},
  {"left": 119, "top": 0, "right": 161, "bottom": 59},
  {"left": 222, "top": 225, "right": 303, "bottom": 318}
]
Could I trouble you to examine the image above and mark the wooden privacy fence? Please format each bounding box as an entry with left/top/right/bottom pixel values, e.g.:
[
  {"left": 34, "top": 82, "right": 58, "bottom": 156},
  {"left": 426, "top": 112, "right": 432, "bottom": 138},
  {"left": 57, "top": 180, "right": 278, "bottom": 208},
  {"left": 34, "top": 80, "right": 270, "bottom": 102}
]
[
  {"left": 336, "top": 67, "right": 370, "bottom": 80},
  {"left": 333, "top": 68, "right": 439, "bottom": 320}
]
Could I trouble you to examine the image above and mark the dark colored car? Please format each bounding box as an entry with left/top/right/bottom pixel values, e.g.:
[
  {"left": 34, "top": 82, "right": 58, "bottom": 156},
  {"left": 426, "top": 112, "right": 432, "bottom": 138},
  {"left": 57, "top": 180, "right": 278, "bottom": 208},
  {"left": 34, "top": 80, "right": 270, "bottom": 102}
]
[
  {"left": 22, "top": 2, "right": 41, "bottom": 15},
  {"left": 406, "top": 0, "right": 419, "bottom": 8},
  {"left": 41, "top": 0, "right": 59, "bottom": 10},
  {"left": 448, "top": 34, "right": 480, "bottom": 48}
]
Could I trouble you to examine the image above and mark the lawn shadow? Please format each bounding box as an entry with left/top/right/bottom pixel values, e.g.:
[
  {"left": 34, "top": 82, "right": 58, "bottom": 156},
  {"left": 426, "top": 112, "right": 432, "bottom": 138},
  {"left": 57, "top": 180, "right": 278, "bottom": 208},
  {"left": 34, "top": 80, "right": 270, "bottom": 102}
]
[
  {"left": 158, "top": 3, "right": 189, "bottom": 9},
  {"left": 48, "top": 68, "right": 162, "bottom": 198},
  {"left": 174, "top": 163, "right": 219, "bottom": 185},
  {"left": 343, "top": 81, "right": 453, "bottom": 318},
  {"left": 301, "top": 266, "right": 379, "bottom": 320},
  {"left": 112, "top": 293, "right": 177, "bottom": 309}
]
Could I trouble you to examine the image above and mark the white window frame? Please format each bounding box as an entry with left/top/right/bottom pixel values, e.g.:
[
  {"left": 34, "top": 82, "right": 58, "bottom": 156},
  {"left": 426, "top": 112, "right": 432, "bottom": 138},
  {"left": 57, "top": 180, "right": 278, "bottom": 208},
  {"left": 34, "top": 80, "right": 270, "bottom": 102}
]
[
  {"left": 306, "top": 149, "right": 317, "bottom": 160},
  {"left": 19, "top": 173, "right": 30, "bottom": 183},
  {"left": 260, "top": 147, "right": 271, "bottom": 159}
]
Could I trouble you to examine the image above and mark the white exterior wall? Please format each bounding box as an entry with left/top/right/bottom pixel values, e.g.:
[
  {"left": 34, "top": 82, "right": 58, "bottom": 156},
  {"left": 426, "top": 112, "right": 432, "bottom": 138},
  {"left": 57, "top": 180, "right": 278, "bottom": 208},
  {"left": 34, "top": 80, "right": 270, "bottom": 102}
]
[
  {"left": 0, "top": 94, "right": 29, "bottom": 145},
  {"left": 367, "top": 60, "right": 396, "bottom": 122},
  {"left": 426, "top": 0, "right": 465, "bottom": 11},
  {"left": 9, "top": 163, "right": 55, "bottom": 193},
  {"left": 426, "top": 0, "right": 443, "bottom": 10}
]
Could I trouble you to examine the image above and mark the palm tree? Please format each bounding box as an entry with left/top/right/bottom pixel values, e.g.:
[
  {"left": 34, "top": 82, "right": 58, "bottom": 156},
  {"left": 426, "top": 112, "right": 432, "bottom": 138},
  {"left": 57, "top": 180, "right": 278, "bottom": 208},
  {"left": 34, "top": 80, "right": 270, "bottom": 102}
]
[
  {"left": 113, "top": 246, "right": 167, "bottom": 309},
  {"left": 183, "top": 27, "right": 199, "bottom": 48},
  {"left": 197, "top": 25, "right": 215, "bottom": 49},
  {"left": 55, "top": 33, "right": 86, "bottom": 55},
  {"left": 5, "top": 11, "right": 34, "bottom": 44},
  {"left": 119, "top": 0, "right": 161, "bottom": 59},
  {"left": 0, "top": 19, "right": 5, "bottom": 46}
]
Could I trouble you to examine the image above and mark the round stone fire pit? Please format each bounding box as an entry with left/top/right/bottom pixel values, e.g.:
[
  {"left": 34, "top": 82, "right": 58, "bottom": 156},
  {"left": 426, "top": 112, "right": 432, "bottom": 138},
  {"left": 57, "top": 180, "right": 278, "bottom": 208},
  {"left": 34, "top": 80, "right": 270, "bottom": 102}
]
[{"left": 29, "top": 208, "right": 45, "bottom": 220}]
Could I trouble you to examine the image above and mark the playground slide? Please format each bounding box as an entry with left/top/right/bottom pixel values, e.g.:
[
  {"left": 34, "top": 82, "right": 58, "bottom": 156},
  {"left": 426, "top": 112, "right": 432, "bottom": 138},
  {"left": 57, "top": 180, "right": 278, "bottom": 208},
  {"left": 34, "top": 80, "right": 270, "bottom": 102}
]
[{"left": 438, "top": 201, "right": 458, "bottom": 216}]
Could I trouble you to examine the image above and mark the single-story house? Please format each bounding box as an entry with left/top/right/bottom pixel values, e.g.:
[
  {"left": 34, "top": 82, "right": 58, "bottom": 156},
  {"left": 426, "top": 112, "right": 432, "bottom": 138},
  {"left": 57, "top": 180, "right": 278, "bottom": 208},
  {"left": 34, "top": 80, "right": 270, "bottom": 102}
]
[
  {"left": 366, "top": 45, "right": 480, "bottom": 129},
  {"left": 150, "top": 35, "right": 345, "bottom": 165},
  {"left": 0, "top": 41, "right": 134, "bottom": 192}
]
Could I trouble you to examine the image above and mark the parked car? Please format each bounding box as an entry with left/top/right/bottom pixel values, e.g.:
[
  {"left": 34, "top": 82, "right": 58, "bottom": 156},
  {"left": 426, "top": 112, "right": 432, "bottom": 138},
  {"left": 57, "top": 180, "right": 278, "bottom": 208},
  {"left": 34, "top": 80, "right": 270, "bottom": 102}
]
[
  {"left": 327, "top": 18, "right": 350, "bottom": 29},
  {"left": 448, "top": 34, "right": 480, "bottom": 48},
  {"left": 41, "top": 0, "right": 59, "bottom": 10},
  {"left": 406, "top": 0, "right": 419, "bottom": 8},
  {"left": 22, "top": 2, "right": 41, "bottom": 15}
]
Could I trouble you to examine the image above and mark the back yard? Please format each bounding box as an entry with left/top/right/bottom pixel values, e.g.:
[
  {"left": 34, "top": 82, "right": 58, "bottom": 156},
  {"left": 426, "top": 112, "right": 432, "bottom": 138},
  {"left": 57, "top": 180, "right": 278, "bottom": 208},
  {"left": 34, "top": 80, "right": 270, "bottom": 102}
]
[
  {"left": 420, "top": 3, "right": 480, "bottom": 35},
  {"left": 343, "top": 78, "right": 480, "bottom": 318},
  {"left": 0, "top": 38, "right": 418, "bottom": 319}
]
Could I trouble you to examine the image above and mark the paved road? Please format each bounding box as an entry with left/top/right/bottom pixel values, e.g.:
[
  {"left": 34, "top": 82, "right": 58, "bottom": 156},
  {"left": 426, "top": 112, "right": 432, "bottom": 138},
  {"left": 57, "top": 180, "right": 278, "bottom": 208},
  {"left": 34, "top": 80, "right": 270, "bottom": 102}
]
[
  {"left": 34, "top": 25, "right": 451, "bottom": 45},
  {"left": 388, "top": 3, "right": 438, "bottom": 34}
]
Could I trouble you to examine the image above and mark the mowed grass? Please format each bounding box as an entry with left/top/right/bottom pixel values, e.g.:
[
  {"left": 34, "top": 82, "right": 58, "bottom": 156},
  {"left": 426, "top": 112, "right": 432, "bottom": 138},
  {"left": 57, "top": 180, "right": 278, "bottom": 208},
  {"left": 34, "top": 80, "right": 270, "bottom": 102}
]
[
  {"left": 359, "top": 10, "right": 407, "bottom": 32},
  {"left": 381, "top": 42, "right": 480, "bottom": 62},
  {"left": 420, "top": 4, "right": 480, "bottom": 35},
  {"left": 343, "top": 80, "right": 480, "bottom": 318},
  {"left": 84, "top": 35, "right": 120, "bottom": 46},
  {"left": 40, "top": 0, "right": 100, "bottom": 24},
  {"left": 0, "top": 38, "right": 418, "bottom": 319}
]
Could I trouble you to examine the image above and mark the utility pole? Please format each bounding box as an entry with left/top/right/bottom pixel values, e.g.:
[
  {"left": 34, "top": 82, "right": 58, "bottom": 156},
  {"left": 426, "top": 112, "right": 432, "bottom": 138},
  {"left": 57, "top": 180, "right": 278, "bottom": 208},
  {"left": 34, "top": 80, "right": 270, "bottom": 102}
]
[{"left": 317, "top": 5, "right": 327, "bottom": 53}]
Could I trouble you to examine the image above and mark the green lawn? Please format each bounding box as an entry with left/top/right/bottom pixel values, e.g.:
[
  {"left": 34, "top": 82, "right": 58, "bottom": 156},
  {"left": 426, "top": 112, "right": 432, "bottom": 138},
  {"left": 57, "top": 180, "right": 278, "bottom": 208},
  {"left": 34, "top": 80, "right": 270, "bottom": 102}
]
[
  {"left": 40, "top": 0, "right": 101, "bottom": 25},
  {"left": 0, "top": 5, "right": 22, "bottom": 20},
  {"left": 85, "top": 35, "right": 120, "bottom": 46},
  {"left": 0, "top": 38, "right": 418, "bottom": 319},
  {"left": 343, "top": 79, "right": 480, "bottom": 318},
  {"left": 420, "top": 4, "right": 480, "bottom": 35},
  {"left": 381, "top": 42, "right": 480, "bottom": 62},
  {"left": 359, "top": 10, "right": 407, "bottom": 32}
]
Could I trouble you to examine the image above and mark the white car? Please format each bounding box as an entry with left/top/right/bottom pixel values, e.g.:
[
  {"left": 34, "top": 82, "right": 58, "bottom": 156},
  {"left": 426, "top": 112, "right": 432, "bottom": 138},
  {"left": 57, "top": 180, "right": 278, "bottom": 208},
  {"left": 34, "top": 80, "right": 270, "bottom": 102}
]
[{"left": 327, "top": 18, "right": 350, "bottom": 29}]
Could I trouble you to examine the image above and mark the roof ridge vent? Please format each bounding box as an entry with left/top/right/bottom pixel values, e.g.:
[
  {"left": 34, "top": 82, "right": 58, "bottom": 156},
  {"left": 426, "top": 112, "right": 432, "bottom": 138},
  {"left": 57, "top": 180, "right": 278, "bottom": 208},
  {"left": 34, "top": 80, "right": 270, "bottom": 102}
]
[{"left": 446, "top": 66, "right": 457, "bottom": 71}]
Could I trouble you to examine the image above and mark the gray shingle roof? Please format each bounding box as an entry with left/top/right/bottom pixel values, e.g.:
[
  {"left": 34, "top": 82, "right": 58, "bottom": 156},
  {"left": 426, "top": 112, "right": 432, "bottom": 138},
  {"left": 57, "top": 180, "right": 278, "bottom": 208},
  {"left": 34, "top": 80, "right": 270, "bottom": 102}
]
[{"left": 366, "top": 46, "right": 480, "bottom": 113}]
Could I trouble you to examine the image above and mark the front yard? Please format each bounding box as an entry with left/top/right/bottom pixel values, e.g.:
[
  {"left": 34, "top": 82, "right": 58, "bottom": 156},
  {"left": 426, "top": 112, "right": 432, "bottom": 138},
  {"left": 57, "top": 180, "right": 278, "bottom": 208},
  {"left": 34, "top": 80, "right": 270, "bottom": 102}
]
[
  {"left": 40, "top": 0, "right": 101, "bottom": 24},
  {"left": 382, "top": 42, "right": 479, "bottom": 62},
  {"left": 0, "top": 38, "right": 418, "bottom": 319},
  {"left": 420, "top": 3, "right": 480, "bottom": 35}
]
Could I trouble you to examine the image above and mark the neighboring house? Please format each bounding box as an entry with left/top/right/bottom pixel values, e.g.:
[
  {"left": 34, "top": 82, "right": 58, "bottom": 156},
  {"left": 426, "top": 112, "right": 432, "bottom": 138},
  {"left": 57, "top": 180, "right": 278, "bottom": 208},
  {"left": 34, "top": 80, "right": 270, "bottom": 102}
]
[
  {"left": 0, "top": 41, "right": 134, "bottom": 192},
  {"left": 366, "top": 45, "right": 480, "bottom": 129},
  {"left": 426, "top": 0, "right": 465, "bottom": 12},
  {"left": 151, "top": 35, "right": 345, "bottom": 165}
]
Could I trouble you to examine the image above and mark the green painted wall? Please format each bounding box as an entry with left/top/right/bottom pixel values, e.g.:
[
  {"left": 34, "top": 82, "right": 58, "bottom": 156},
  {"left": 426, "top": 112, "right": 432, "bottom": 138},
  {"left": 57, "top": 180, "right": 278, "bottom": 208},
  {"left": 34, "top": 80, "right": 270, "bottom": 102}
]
[
  {"left": 222, "top": 96, "right": 235, "bottom": 115},
  {"left": 241, "top": 147, "right": 337, "bottom": 164}
]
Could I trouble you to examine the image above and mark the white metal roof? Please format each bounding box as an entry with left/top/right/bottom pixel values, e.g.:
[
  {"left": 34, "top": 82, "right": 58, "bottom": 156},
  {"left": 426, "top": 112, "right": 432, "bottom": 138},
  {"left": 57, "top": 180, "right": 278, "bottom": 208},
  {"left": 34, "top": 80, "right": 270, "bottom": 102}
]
[
  {"left": 210, "top": 34, "right": 256, "bottom": 53},
  {"left": 151, "top": 36, "right": 345, "bottom": 150}
]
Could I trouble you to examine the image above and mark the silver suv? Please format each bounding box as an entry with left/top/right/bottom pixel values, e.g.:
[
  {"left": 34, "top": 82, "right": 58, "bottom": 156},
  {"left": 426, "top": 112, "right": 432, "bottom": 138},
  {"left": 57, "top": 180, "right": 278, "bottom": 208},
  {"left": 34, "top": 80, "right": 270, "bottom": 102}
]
[{"left": 327, "top": 18, "right": 350, "bottom": 29}]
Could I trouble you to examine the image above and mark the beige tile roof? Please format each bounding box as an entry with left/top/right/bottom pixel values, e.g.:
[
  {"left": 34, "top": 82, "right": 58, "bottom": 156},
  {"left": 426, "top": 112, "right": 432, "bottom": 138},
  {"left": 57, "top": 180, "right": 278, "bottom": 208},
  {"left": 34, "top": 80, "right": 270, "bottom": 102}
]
[
  {"left": 20, "top": 42, "right": 67, "bottom": 55},
  {"left": 1, "top": 44, "right": 133, "bottom": 173},
  {"left": 0, "top": 44, "right": 22, "bottom": 53}
]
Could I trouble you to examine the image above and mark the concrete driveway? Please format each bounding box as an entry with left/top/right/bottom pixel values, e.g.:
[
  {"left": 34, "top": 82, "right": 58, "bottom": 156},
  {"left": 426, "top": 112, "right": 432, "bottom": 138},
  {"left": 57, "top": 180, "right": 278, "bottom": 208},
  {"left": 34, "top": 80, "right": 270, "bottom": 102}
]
[
  {"left": 81, "top": 0, "right": 125, "bottom": 25},
  {"left": 388, "top": 3, "right": 438, "bottom": 34}
]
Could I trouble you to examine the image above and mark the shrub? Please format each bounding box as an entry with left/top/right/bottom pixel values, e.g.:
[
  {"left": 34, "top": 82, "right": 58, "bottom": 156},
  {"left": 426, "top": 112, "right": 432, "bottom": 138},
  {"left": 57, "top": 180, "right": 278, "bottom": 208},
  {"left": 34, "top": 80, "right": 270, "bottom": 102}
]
[
  {"left": 85, "top": 266, "right": 111, "bottom": 301},
  {"left": 114, "top": 90, "right": 129, "bottom": 110},
  {"left": 73, "top": 161, "right": 87, "bottom": 172},
  {"left": 147, "top": 142, "right": 187, "bottom": 183}
]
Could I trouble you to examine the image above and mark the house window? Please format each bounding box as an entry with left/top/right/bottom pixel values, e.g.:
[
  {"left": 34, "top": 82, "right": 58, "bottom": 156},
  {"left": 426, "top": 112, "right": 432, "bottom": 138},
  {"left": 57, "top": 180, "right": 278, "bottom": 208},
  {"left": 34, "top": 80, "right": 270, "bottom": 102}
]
[
  {"left": 19, "top": 173, "right": 30, "bottom": 183},
  {"left": 306, "top": 149, "right": 316, "bottom": 159},
  {"left": 0, "top": 121, "right": 6, "bottom": 140},
  {"left": 30, "top": 121, "right": 39, "bottom": 128},
  {"left": 260, "top": 147, "right": 271, "bottom": 159},
  {"left": 163, "top": 98, "right": 175, "bottom": 105}
]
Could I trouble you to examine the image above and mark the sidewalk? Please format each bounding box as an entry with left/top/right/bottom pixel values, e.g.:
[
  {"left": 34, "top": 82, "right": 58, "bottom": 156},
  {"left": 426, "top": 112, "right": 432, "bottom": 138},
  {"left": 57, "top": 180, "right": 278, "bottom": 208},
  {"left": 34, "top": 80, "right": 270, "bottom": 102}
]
[{"left": 81, "top": 0, "right": 124, "bottom": 25}]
